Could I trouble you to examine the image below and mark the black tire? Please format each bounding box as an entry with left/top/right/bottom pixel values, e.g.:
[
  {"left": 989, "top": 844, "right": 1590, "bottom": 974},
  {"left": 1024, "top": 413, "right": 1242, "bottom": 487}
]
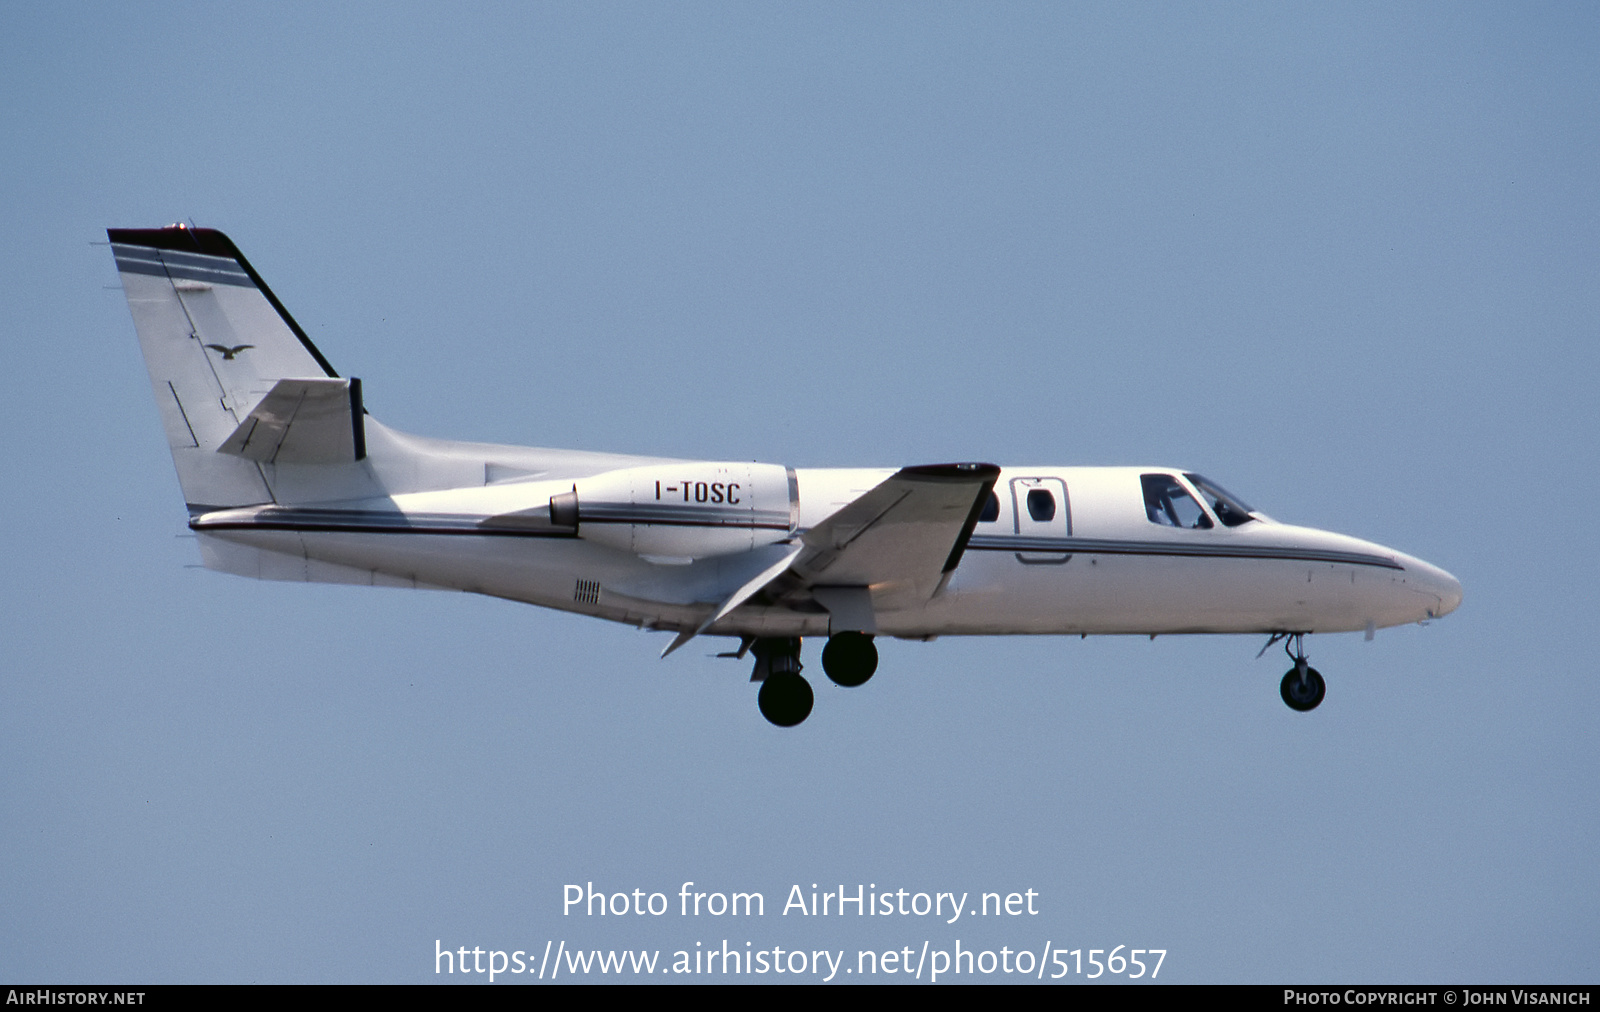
[
  {"left": 758, "top": 672, "right": 814, "bottom": 727},
  {"left": 1280, "top": 666, "right": 1326, "bottom": 711},
  {"left": 822, "top": 632, "right": 879, "bottom": 688}
]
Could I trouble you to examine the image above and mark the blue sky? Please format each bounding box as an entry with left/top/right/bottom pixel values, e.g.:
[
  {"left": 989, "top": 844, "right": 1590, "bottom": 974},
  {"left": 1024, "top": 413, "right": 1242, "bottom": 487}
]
[{"left": 2, "top": 2, "right": 1596, "bottom": 983}]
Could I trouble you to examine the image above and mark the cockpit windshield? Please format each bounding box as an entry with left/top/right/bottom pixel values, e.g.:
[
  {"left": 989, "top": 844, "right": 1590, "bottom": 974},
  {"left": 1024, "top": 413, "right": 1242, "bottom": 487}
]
[
  {"left": 1142, "top": 474, "right": 1213, "bottom": 529},
  {"left": 1183, "top": 473, "right": 1257, "bottom": 527}
]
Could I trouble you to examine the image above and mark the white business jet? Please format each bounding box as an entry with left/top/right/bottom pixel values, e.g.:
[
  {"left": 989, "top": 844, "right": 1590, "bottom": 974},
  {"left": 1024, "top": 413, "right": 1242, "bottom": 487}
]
[{"left": 109, "top": 225, "right": 1461, "bottom": 726}]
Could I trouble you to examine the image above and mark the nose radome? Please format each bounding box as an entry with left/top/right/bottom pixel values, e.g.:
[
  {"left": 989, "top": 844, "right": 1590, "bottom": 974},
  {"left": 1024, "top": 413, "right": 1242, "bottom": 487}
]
[
  {"left": 1414, "top": 558, "right": 1463, "bottom": 618},
  {"left": 1435, "top": 568, "right": 1463, "bottom": 617}
]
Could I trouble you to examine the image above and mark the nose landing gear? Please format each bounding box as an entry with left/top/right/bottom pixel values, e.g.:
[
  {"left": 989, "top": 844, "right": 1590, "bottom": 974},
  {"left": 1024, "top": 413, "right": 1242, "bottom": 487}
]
[{"left": 1267, "top": 632, "right": 1326, "bottom": 712}]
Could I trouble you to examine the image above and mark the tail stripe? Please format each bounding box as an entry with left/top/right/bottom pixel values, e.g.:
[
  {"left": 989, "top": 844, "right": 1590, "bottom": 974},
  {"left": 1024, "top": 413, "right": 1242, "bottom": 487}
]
[{"left": 111, "top": 245, "right": 253, "bottom": 287}]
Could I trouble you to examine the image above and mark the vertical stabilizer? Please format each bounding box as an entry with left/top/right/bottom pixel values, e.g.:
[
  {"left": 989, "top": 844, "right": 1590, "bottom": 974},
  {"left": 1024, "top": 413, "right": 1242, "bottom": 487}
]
[{"left": 109, "top": 225, "right": 357, "bottom": 510}]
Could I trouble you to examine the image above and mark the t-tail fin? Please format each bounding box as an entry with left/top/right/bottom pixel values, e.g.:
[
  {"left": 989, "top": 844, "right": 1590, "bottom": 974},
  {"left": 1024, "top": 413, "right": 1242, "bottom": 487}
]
[{"left": 109, "top": 225, "right": 366, "bottom": 510}]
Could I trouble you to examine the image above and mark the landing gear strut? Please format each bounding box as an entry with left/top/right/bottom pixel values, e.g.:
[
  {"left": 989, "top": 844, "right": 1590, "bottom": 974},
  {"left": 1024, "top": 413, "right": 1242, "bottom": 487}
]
[
  {"left": 1274, "top": 633, "right": 1326, "bottom": 712},
  {"left": 822, "top": 631, "right": 878, "bottom": 688},
  {"left": 752, "top": 637, "right": 812, "bottom": 727}
]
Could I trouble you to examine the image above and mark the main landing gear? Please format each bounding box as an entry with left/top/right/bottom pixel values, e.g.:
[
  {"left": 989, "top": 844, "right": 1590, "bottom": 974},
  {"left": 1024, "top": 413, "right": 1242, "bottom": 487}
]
[
  {"left": 750, "top": 632, "right": 879, "bottom": 727},
  {"left": 1266, "top": 632, "right": 1326, "bottom": 712},
  {"left": 752, "top": 638, "right": 811, "bottom": 727},
  {"left": 821, "top": 631, "right": 878, "bottom": 688}
]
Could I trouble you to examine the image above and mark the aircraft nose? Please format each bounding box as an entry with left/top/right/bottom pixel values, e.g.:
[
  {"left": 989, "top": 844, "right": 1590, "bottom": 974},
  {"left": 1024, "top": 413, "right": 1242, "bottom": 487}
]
[{"left": 1412, "top": 558, "right": 1463, "bottom": 618}]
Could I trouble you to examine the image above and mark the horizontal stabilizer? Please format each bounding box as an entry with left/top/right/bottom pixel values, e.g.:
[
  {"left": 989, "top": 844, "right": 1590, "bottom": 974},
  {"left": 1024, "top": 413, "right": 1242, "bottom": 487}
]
[{"left": 218, "top": 377, "right": 366, "bottom": 464}]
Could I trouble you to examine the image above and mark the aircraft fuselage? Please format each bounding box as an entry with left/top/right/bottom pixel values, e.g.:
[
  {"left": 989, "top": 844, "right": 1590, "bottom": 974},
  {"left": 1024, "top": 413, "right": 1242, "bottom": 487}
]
[{"left": 190, "top": 456, "right": 1460, "bottom": 641}]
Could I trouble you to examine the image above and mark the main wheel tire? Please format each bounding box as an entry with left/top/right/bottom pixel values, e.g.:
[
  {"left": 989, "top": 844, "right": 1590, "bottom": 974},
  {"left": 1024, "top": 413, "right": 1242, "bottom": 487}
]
[
  {"left": 758, "top": 671, "right": 814, "bottom": 727},
  {"left": 822, "top": 632, "right": 879, "bottom": 688},
  {"left": 1280, "top": 666, "right": 1327, "bottom": 712}
]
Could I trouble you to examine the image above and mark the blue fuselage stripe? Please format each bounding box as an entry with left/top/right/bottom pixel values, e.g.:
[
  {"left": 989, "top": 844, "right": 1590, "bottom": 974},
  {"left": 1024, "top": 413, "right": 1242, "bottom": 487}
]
[{"left": 965, "top": 534, "right": 1400, "bottom": 569}]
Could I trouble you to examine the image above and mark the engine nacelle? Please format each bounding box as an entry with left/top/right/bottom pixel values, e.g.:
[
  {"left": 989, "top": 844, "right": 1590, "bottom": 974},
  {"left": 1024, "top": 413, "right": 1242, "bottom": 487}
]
[{"left": 558, "top": 462, "right": 795, "bottom": 560}]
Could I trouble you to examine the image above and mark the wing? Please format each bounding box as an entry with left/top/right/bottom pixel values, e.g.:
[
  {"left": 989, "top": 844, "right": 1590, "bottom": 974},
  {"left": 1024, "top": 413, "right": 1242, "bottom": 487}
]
[
  {"left": 665, "top": 463, "right": 1000, "bottom": 653},
  {"left": 791, "top": 462, "right": 1001, "bottom": 600}
]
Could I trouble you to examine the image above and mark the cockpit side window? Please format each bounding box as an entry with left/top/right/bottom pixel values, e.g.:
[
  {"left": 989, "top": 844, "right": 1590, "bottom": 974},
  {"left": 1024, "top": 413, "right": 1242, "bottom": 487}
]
[
  {"left": 1184, "top": 473, "right": 1256, "bottom": 527},
  {"left": 1141, "top": 474, "right": 1213, "bottom": 529}
]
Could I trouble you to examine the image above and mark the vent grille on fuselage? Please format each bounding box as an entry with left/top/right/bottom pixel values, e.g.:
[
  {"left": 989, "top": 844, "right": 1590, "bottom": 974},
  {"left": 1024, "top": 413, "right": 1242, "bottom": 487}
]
[{"left": 573, "top": 579, "right": 601, "bottom": 605}]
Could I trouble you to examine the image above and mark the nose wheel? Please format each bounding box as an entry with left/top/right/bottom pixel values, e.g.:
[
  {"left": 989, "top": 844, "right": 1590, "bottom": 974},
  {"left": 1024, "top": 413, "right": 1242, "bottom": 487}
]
[
  {"left": 1280, "top": 662, "right": 1326, "bottom": 711},
  {"left": 1265, "top": 633, "right": 1326, "bottom": 712}
]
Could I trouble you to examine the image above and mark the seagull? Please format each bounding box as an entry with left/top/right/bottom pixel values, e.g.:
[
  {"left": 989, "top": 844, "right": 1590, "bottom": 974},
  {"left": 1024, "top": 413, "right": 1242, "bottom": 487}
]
[{"left": 205, "top": 344, "right": 254, "bottom": 360}]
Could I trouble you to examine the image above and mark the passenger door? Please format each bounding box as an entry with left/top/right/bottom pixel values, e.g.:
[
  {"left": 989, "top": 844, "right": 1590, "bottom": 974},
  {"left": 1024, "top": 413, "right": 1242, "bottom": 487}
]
[{"left": 1010, "top": 476, "right": 1070, "bottom": 564}]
